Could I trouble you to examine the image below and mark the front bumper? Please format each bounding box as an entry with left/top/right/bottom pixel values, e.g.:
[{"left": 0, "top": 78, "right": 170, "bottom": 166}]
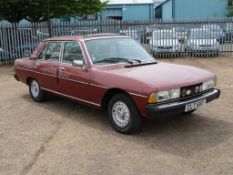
[{"left": 147, "top": 88, "right": 220, "bottom": 119}]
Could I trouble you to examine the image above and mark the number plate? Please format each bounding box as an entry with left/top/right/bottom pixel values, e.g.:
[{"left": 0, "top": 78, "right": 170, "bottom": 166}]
[{"left": 185, "top": 99, "right": 206, "bottom": 112}]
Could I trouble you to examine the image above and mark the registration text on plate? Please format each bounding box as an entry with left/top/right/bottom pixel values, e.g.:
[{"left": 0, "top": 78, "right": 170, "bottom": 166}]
[{"left": 185, "top": 99, "right": 206, "bottom": 112}]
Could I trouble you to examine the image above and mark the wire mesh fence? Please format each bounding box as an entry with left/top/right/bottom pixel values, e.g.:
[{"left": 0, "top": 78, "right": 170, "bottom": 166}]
[{"left": 0, "top": 18, "right": 233, "bottom": 64}]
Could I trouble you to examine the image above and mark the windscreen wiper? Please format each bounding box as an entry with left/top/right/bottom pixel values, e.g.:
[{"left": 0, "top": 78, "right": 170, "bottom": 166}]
[
  {"left": 125, "top": 60, "right": 158, "bottom": 68},
  {"left": 132, "top": 59, "right": 142, "bottom": 64},
  {"left": 94, "top": 57, "right": 134, "bottom": 64}
]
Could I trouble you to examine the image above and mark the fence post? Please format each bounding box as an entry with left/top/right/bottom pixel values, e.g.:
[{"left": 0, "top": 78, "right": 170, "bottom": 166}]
[{"left": 47, "top": 20, "right": 52, "bottom": 37}]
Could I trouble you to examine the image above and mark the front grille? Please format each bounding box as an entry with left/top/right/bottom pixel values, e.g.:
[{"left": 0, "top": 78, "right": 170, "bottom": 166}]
[
  {"left": 180, "top": 83, "right": 202, "bottom": 98},
  {"left": 158, "top": 46, "right": 172, "bottom": 49},
  {"left": 199, "top": 45, "right": 212, "bottom": 47}
]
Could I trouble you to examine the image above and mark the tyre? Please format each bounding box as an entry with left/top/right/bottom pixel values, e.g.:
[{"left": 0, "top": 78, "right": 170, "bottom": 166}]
[
  {"left": 108, "top": 93, "right": 143, "bottom": 134},
  {"left": 29, "top": 79, "right": 45, "bottom": 102}
]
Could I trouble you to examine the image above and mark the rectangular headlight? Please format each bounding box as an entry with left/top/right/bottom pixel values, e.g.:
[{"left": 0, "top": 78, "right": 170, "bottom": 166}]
[
  {"left": 202, "top": 79, "right": 216, "bottom": 91},
  {"left": 148, "top": 88, "right": 180, "bottom": 103}
]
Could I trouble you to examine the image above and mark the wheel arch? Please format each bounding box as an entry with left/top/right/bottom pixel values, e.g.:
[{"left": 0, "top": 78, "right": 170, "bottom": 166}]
[
  {"left": 26, "top": 77, "right": 35, "bottom": 85},
  {"left": 101, "top": 88, "right": 132, "bottom": 112}
]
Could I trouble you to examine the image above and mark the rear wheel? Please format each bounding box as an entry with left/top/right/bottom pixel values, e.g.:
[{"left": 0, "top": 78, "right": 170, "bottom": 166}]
[
  {"left": 29, "top": 79, "right": 45, "bottom": 102},
  {"left": 108, "top": 93, "right": 142, "bottom": 134}
]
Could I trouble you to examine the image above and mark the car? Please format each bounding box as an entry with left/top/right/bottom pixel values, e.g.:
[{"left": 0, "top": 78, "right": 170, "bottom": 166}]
[
  {"left": 119, "top": 27, "right": 148, "bottom": 44},
  {"left": 13, "top": 43, "right": 38, "bottom": 58},
  {"left": 14, "top": 34, "right": 221, "bottom": 134},
  {"left": 149, "top": 29, "right": 181, "bottom": 56},
  {"left": 62, "top": 28, "right": 98, "bottom": 36},
  {"left": 0, "top": 48, "right": 15, "bottom": 62},
  {"left": 187, "top": 28, "right": 220, "bottom": 54},
  {"left": 119, "top": 28, "right": 142, "bottom": 42},
  {"left": 202, "top": 24, "right": 225, "bottom": 43},
  {"left": 173, "top": 26, "right": 188, "bottom": 44},
  {"left": 224, "top": 23, "right": 233, "bottom": 43}
]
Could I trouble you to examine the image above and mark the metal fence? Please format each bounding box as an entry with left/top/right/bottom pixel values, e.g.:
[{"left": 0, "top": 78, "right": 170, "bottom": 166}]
[{"left": 0, "top": 18, "right": 233, "bottom": 64}]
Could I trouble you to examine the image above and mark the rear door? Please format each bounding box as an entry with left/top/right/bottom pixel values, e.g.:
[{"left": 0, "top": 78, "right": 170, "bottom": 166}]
[
  {"left": 35, "top": 41, "right": 62, "bottom": 91},
  {"left": 58, "top": 41, "right": 91, "bottom": 102}
]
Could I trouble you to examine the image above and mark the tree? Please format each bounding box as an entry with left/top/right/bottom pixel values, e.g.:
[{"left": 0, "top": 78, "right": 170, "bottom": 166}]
[
  {"left": 229, "top": 0, "right": 233, "bottom": 16},
  {"left": 0, "top": 0, "right": 28, "bottom": 23},
  {"left": 0, "top": 0, "right": 106, "bottom": 23}
]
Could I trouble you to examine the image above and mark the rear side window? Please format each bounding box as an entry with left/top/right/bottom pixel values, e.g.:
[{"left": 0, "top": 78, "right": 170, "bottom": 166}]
[{"left": 38, "top": 42, "right": 62, "bottom": 61}]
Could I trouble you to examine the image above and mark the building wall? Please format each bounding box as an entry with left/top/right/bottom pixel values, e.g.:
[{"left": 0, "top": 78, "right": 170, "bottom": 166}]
[
  {"left": 125, "top": 4, "right": 154, "bottom": 20},
  {"left": 101, "top": 4, "right": 154, "bottom": 20},
  {"left": 101, "top": 5, "right": 123, "bottom": 19},
  {"left": 174, "top": 0, "right": 228, "bottom": 20},
  {"left": 162, "top": 0, "right": 172, "bottom": 20}
]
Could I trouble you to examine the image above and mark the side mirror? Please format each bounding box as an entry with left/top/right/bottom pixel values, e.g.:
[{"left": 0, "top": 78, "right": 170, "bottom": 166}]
[
  {"left": 29, "top": 55, "right": 37, "bottom": 60},
  {"left": 72, "top": 60, "right": 88, "bottom": 71},
  {"left": 72, "top": 60, "right": 83, "bottom": 67}
]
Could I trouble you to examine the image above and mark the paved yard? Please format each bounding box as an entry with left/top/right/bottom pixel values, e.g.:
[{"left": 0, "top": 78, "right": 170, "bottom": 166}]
[{"left": 0, "top": 57, "right": 233, "bottom": 175}]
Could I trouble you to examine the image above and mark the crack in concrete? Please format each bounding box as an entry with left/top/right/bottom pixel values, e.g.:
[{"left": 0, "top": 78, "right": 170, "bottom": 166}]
[
  {"left": 19, "top": 93, "right": 87, "bottom": 175},
  {"left": 20, "top": 122, "right": 63, "bottom": 175}
]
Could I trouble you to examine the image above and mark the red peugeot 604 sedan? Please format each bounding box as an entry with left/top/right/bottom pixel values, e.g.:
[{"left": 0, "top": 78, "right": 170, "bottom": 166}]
[{"left": 14, "top": 34, "right": 221, "bottom": 134}]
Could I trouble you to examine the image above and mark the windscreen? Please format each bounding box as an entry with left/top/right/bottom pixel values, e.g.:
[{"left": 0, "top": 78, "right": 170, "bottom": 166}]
[{"left": 85, "top": 37, "right": 153, "bottom": 65}]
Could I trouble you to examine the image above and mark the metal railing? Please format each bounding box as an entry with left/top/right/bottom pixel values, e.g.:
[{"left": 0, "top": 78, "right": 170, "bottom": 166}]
[{"left": 0, "top": 18, "right": 233, "bottom": 64}]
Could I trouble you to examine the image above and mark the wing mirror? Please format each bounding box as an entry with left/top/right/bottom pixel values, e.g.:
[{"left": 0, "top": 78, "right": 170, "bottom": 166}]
[
  {"left": 73, "top": 60, "right": 83, "bottom": 66},
  {"left": 72, "top": 60, "right": 88, "bottom": 70},
  {"left": 29, "top": 55, "right": 37, "bottom": 60}
]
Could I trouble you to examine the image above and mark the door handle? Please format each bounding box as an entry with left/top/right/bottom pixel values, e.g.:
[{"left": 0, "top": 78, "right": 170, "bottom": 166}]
[
  {"left": 59, "top": 67, "right": 65, "bottom": 72},
  {"left": 35, "top": 62, "right": 40, "bottom": 68}
]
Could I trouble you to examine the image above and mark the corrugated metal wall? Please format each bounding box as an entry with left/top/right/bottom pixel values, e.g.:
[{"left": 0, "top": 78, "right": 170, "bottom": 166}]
[
  {"left": 162, "top": 0, "right": 173, "bottom": 20},
  {"left": 158, "top": 0, "right": 228, "bottom": 20},
  {"left": 174, "top": 0, "right": 228, "bottom": 20}
]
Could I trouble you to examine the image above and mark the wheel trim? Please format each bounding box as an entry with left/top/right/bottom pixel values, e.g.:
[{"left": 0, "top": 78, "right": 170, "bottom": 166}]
[
  {"left": 112, "top": 101, "right": 130, "bottom": 128},
  {"left": 30, "top": 80, "right": 39, "bottom": 98}
]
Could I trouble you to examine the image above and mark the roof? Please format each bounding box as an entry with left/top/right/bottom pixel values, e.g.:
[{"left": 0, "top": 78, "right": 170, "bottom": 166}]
[
  {"left": 42, "top": 34, "right": 124, "bottom": 42},
  {"left": 153, "top": 0, "right": 167, "bottom": 7},
  {"left": 153, "top": 0, "right": 166, "bottom": 3},
  {"left": 101, "top": 0, "right": 153, "bottom": 5},
  {"left": 155, "top": 0, "right": 170, "bottom": 9},
  {"left": 43, "top": 36, "right": 84, "bottom": 41},
  {"left": 84, "top": 33, "right": 121, "bottom": 38}
]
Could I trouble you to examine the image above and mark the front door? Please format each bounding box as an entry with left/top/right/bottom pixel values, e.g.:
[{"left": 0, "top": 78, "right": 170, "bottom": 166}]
[
  {"left": 58, "top": 42, "right": 91, "bottom": 102},
  {"left": 35, "top": 41, "right": 62, "bottom": 91}
]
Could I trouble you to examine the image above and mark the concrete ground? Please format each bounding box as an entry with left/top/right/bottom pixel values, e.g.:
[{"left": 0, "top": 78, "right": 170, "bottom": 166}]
[{"left": 0, "top": 57, "right": 233, "bottom": 175}]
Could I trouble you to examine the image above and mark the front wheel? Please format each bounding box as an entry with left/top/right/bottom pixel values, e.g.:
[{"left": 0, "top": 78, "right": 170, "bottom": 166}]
[
  {"left": 108, "top": 93, "right": 142, "bottom": 134},
  {"left": 29, "top": 79, "right": 45, "bottom": 102}
]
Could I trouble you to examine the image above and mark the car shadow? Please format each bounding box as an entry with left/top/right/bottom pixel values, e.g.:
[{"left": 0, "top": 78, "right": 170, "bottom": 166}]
[
  {"left": 21, "top": 94, "right": 233, "bottom": 158},
  {"left": 21, "top": 94, "right": 112, "bottom": 131}
]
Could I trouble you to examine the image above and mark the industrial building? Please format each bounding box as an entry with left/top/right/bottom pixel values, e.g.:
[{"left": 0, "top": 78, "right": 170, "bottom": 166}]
[
  {"left": 155, "top": 0, "right": 228, "bottom": 20},
  {"left": 100, "top": 0, "right": 155, "bottom": 21}
]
